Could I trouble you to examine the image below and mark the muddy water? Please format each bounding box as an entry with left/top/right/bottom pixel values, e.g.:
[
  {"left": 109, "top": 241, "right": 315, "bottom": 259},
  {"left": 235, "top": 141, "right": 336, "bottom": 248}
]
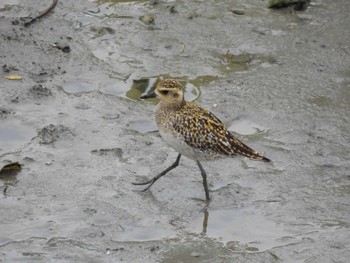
[{"left": 1, "top": 0, "right": 350, "bottom": 262}]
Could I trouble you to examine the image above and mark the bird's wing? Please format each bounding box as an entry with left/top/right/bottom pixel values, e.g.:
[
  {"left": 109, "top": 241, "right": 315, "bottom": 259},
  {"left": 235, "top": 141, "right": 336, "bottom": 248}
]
[{"left": 172, "top": 105, "right": 268, "bottom": 160}]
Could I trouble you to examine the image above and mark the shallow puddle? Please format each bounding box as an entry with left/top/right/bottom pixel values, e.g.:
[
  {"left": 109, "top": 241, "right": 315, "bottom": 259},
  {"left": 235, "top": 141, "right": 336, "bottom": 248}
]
[
  {"left": 60, "top": 68, "right": 211, "bottom": 104},
  {"left": 189, "top": 207, "right": 295, "bottom": 252},
  {"left": 62, "top": 71, "right": 118, "bottom": 94},
  {"left": 0, "top": 119, "right": 36, "bottom": 154}
]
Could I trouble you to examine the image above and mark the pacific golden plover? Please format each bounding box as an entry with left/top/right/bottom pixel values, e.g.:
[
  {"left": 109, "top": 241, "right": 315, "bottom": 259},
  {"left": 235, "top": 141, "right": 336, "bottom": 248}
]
[{"left": 134, "top": 79, "right": 270, "bottom": 202}]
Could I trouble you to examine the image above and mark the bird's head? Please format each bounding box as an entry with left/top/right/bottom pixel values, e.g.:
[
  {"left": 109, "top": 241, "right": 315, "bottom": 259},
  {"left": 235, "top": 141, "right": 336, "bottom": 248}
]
[{"left": 140, "top": 79, "right": 184, "bottom": 104}]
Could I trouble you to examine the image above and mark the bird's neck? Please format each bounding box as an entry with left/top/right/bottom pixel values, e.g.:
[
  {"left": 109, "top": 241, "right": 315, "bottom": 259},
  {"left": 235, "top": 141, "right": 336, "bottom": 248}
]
[{"left": 158, "top": 100, "right": 186, "bottom": 111}]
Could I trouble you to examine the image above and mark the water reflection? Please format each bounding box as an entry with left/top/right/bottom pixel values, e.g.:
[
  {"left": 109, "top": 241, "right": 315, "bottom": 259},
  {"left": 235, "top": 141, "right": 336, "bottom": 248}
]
[
  {"left": 193, "top": 206, "right": 294, "bottom": 252},
  {"left": 126, "top": 76, "right": 200, "bottom": 102},
  {"left": 200, "top": 210, "right": 209, "bottom": 237},
  {"left": 0, "top": 162, "right": 22, "bottom": 196}
]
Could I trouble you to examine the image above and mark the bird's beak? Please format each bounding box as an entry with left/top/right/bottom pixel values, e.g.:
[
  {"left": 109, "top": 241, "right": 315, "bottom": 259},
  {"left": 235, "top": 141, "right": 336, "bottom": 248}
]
[{"left": 140, "top": 91, "right": 157, "bottom": 99}]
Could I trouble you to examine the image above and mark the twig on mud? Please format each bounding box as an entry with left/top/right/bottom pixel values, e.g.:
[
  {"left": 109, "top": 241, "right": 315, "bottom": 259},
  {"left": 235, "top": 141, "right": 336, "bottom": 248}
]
[{"left": 24, "top": 0, "right": 59, "bottom": 27}]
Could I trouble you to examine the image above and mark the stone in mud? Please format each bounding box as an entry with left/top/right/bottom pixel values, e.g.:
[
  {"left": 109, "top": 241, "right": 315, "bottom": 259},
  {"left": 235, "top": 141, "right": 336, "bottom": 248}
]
[
  {"left": 53, "top": 41, "right": 71, "bottom": 53},
  {"left": 229, "top": 9, "right": 245, "bottom": 15},
  {"left": 187, "top": 11, "right": 200, "bottom": 19},
  {"left": 166, "top": 5, "right": 178, "bottom": 14},
  {"left": 139, "top": 14, "right": 155, "bottom": 25}
]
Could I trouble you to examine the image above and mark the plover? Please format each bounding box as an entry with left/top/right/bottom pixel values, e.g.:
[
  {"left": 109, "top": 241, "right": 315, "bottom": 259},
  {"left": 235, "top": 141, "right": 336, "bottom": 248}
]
[{"left": 134, "top": 79, "right": 270, "bottom": 202}]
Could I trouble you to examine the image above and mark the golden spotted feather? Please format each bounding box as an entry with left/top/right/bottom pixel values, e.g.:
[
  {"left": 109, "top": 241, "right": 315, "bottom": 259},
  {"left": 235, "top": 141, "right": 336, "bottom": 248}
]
[{"left": 156, "top": 101, "right": 270, "bottom": 162}]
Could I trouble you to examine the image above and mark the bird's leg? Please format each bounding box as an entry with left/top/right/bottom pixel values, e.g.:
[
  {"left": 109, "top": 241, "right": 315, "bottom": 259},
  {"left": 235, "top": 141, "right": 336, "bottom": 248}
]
[
  {"left": 133, "top": 154, "right": 182, "bottom": 192},
  {"left": 196, "top": 161, "right": 210, "bottom": 203}
]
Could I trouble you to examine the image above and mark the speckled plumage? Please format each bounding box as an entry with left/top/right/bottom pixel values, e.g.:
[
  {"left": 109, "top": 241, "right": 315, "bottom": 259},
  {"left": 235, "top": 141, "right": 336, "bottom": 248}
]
[
  {"left": 154, "top": 79, "right": 270, "bottom": 162},
  {"left": 134, "top": 78, "right": 270, "bottom": 202}
]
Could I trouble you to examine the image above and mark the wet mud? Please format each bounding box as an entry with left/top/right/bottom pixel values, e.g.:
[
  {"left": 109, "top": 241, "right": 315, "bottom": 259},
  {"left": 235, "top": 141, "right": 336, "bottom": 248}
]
[{"left": 1, "top": 0, "right": 350, "bottom": 262}]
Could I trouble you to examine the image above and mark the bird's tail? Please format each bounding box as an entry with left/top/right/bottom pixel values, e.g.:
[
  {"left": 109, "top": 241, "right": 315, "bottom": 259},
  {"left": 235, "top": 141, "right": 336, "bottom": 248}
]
[
  {"left": 243, "top": 150, "right": 271, "bottom": 162},
  {"left": 259, "top": 155, "right": 271, "bottom": 162},
  {"left": 228, "top": 135, "right": 271, "bottom": 162}
]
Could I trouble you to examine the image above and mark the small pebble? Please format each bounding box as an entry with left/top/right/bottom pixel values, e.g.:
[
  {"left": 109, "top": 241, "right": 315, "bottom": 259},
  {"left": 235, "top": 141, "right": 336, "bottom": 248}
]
[
  {"left": 139, "top": 14, "right": 155, "bottom": 25},
  {"left": 190, "top": 251, "right": 202, "bottom": 257},
  {"left": 230, "top": 9, "right": 245, "bottom": 15},
  {"left": 53, "top": 41, "right": 71, "bottom": 53},
  {"left": 187, "top": 11, "right": 199, "bottom": 19}
]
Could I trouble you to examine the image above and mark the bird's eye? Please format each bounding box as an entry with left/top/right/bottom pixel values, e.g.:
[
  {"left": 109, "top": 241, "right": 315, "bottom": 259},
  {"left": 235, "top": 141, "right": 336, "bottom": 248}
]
[{"left": 160, "top": 90, "right": 169, "bottom": 95}]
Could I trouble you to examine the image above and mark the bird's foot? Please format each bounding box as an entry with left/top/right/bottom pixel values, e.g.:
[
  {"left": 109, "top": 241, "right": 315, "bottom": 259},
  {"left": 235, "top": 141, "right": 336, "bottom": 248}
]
[{"left": 132, "top": 178, "right": 157, "bottom": 192}]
